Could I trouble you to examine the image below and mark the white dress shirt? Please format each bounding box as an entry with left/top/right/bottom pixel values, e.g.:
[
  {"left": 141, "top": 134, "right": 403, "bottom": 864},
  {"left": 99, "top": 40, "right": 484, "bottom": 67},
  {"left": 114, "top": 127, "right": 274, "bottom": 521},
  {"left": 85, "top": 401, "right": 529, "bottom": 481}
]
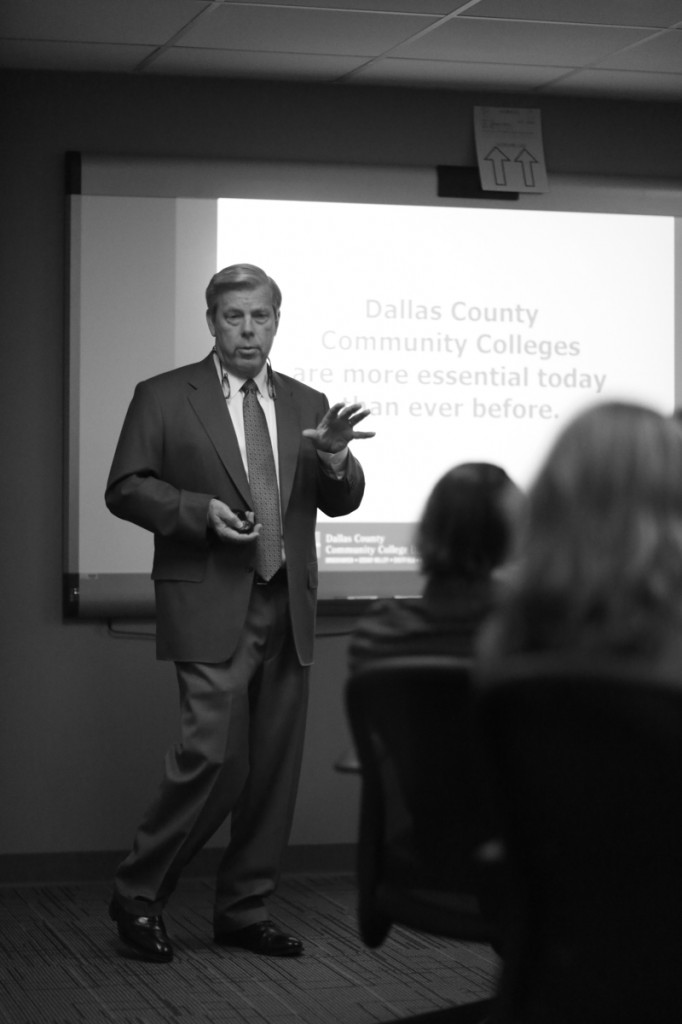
[{"left": 212, "top": 352, "right": 349, "bottom": 482}]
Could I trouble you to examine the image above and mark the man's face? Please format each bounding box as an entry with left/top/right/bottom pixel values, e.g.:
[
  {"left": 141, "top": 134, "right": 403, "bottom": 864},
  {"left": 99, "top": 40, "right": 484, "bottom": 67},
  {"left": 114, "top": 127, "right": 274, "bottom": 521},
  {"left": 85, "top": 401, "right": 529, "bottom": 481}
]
[{"left": 207, "top": 284, "right": 279, "bottom": 378}]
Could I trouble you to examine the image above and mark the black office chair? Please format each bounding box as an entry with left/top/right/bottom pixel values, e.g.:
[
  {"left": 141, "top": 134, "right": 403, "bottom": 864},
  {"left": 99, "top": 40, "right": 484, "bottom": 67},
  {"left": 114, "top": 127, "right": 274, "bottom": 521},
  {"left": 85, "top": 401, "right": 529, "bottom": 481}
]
[
  {"left": 346, "top": 655, "right": 500, "bottom": 1023},
  {"left": 476, "top": 656, "right": 682, "bottom": 1024}
]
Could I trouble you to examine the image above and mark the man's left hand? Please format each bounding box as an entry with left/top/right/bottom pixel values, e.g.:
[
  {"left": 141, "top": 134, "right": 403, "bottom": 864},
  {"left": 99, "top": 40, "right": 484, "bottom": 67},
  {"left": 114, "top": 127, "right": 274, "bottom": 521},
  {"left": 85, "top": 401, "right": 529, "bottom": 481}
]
[{"left": 302, "top": 403, "right": 375, "bottom": 454}]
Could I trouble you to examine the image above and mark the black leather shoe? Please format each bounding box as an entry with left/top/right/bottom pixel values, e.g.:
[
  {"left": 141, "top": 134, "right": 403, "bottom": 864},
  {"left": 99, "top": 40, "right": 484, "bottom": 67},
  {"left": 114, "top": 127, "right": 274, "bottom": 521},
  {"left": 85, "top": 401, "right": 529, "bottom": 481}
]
[
  {"left": 214, "top": 920, "right": 303, "bottom": 957},
  {"left": 109, "top": 899, "right": 173, "bottom": 962}
]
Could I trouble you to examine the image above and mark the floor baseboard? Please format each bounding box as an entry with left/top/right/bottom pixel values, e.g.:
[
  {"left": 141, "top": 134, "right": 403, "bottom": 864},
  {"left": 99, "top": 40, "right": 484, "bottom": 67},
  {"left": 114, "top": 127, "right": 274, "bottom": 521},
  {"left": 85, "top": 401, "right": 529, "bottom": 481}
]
[{"left": 0, "top": 843, "right": 356, "bottom": 886}]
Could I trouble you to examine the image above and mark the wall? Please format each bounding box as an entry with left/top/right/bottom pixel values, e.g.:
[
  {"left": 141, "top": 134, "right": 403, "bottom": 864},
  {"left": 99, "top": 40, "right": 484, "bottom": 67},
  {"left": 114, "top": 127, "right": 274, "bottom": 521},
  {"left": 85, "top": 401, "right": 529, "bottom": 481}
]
[{"left": 1, "top": 69, "right": 681, "bottom": 878}]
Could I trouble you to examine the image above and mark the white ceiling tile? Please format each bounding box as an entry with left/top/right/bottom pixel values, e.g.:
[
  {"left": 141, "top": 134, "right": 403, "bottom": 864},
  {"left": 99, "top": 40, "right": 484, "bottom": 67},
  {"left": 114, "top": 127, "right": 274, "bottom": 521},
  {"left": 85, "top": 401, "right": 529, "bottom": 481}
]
[
  {"left": 0, "top": 38, "right": 154, "bottom": 72},
  {"left": 0, "top": 0, "right": 679, "bottom": 102},
  {"left": 212, "top": 0, "right": 457, "bottom": 10},
  {"left": 392, "top": 19, "right": 656, "bottom": 66},
  {"left": 349, "top": 56, "right": 572, "bottom": 91},
  {"left": 149, "top": 46, "right": 367, "bottom": 80},
  {"left": 466, "top": 0, "right": 682, "bottom": 29},
  {"left": 595, "top": 28, "right": 682, "bottom": 72},
  {"left": 0, "top": 0, "right": 204, "bottom": 46},
  {"left": 179, "top": 6, "right": 437, "bottom": 56},
  {"left": 543, "top": 67, "right": 682, "bottom": 100}
]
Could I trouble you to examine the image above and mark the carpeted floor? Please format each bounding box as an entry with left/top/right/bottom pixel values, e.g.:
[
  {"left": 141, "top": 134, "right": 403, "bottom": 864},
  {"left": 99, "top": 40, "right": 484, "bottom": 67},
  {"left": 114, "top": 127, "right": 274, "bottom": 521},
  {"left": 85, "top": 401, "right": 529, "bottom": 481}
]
[{"left": 0, "top": 873, "right": 499, "bottom": 1023}]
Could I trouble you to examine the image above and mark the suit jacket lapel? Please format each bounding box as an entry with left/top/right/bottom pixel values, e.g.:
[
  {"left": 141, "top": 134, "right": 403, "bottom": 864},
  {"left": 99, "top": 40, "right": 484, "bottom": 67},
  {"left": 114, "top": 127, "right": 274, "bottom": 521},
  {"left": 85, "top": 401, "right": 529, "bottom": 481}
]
[
  {"left": 273, "top": 372, "right": 301, "bottom": 518},
  {"left": 186, "top": 354, "right": 252, "bottom": 508}
]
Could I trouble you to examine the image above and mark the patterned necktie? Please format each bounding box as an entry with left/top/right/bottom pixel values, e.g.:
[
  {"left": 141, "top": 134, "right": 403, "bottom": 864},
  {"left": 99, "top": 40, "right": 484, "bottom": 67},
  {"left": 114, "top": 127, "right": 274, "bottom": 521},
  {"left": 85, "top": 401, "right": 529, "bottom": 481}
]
[{"left": 241, "top": 378, "right": 282, "bottom": 581}]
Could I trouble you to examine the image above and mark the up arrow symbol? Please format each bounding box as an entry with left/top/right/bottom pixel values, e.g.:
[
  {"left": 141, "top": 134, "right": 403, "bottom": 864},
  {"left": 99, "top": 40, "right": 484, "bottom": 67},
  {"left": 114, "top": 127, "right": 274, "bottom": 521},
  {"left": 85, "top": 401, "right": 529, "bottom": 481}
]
[
  {"left": 484, "top": 146, "right": 510, "bottom": 186},
  {"left": 515, "top": 147, "right": 538, "bottom": 188}
]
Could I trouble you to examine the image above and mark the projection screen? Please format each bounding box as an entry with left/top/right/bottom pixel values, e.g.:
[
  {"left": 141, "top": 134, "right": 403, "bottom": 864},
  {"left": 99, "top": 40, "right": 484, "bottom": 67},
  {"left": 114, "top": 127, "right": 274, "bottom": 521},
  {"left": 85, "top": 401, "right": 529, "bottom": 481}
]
[{"left": 64, "top": 155, "right": 682, "bottom": 618}]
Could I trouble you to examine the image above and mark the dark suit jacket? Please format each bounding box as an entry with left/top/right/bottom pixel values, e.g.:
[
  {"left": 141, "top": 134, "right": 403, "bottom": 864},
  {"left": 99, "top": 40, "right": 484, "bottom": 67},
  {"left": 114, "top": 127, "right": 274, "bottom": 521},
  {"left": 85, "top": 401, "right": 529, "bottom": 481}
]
[{"left": 106, "top": 353, "right": 365, "bottom": 664}]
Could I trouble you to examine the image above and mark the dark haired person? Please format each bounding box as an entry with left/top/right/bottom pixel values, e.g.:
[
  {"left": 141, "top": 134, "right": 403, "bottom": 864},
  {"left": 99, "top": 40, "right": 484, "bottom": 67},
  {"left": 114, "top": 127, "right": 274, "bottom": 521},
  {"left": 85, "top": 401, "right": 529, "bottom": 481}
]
[
  {"left": 348, "top": 462, "right": 520, "bottom": 673},
  {"left": 106, "top": 264, "right": 373, "bottom": 962},
  {"left": 347, "top": 462, "right": 520, "bottom": 950}
]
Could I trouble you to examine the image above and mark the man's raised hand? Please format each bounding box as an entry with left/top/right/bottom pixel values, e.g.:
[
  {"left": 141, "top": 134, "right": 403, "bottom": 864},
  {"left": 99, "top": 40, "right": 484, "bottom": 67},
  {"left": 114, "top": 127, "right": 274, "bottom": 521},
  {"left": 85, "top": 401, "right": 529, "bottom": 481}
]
[{"left": 302, "top": 403, "right": 375, "bottom": 454}]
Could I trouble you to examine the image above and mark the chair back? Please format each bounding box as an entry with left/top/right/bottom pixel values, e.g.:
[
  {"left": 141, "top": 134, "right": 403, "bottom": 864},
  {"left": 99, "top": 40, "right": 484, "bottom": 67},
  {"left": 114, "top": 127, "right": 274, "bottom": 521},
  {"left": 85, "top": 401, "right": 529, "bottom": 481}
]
[
  {"left": 346, "top": 655, "right": 497, "bottom": 948},
  {"left": 477, "top": 656, "right": 682, "bottom": 1023}
]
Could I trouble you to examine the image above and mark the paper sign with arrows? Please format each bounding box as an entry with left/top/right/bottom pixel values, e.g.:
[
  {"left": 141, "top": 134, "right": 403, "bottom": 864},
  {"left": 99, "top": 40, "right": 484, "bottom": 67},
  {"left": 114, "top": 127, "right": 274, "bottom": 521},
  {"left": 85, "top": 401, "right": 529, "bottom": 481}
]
[{"left": 474, "top": 107, "right": 548, "bottom": 193}]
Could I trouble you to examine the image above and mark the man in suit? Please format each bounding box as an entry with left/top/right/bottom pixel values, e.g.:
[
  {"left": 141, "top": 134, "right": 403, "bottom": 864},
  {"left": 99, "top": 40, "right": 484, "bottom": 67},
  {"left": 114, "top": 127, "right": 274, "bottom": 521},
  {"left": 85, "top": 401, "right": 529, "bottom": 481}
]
[{"left": 106, "top": 263, "right": 373, "bottom": 963}]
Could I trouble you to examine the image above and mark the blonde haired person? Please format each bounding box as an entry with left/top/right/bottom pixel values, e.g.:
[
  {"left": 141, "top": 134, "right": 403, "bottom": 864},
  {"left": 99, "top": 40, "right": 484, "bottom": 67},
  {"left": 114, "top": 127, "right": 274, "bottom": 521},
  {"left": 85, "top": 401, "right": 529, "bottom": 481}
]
[{"left": 479, "top": 401, "right": 682, "bottom": 666}]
